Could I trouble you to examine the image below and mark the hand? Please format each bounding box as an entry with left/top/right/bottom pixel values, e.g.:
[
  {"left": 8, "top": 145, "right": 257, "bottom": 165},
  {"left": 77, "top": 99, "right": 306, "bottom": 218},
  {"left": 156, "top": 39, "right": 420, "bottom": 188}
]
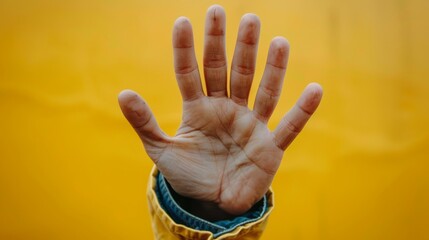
[{"left": 118, "top": 5, "right": 322, "bottom": 216}]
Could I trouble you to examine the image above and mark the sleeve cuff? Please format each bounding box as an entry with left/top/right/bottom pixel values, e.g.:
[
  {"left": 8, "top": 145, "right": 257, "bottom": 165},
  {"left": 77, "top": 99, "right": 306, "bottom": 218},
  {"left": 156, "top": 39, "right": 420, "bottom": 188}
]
[{"left": 155, "top": 170, "right": 269, "bottom": 238}]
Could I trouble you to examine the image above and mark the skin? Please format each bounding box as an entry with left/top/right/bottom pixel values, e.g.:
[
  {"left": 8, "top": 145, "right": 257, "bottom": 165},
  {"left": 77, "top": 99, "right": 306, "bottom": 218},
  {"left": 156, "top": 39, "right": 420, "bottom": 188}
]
[{"left": 118, "top": 5, "right": 323, "bottom": 219}]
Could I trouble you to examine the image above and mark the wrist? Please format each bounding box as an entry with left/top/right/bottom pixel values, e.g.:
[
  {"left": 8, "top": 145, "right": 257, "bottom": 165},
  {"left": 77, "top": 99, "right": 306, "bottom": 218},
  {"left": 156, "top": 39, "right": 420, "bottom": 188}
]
[
  {"left": 150, "top": 167, "right": 272, "bottom": 238},
  {"left": 165, "top": 180, "right": 235, "bottom": 221}
]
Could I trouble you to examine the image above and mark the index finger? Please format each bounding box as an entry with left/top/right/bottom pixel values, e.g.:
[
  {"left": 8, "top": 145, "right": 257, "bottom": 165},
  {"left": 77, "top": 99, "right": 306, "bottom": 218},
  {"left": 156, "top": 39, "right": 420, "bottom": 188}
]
[{"left": 173, "top": 17, "right": 204, "bottom": 102}]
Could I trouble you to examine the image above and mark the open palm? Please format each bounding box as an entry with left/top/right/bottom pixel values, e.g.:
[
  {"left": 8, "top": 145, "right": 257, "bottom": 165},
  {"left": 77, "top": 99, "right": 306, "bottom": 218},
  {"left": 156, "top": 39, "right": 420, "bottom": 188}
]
[{"left": 119, "top": 5, "right": 322, "bottom": 215}]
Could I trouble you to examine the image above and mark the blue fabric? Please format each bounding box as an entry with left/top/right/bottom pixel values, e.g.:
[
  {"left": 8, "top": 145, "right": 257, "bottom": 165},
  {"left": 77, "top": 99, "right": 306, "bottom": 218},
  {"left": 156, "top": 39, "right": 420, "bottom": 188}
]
[{"left": 155, "top": 172, "right": 268, "bottom": 238}]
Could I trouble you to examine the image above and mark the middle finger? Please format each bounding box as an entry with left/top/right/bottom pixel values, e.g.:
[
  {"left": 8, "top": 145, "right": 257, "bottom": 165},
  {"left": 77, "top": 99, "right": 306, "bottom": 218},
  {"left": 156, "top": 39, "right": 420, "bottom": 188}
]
[
  {"left": 204, "top": 5, "right": 227, "bottom": 98},
  {"left": 230, "top": 14, "right": 260, "bottom": 106}
]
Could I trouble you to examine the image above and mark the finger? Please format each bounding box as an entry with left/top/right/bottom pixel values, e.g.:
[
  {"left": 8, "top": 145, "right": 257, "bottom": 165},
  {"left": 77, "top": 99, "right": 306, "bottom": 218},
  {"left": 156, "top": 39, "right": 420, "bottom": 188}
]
[
  {"left": 204, "top": 5, "right": 227, "bottom": 97},
  {"left": 118, "top": 90, "right": 168, "bottom": 150},
  {"left": 253, "top": 37, "right": 290, "bottom": 123},
  {"left": 273, "top": 83, "right": 323, "bottom": 150},
  {"left": 173, "top": 17, "right": 204, "bottom": 102},
  {"left": 230, "top": 14, "right": 260, "bottom": 106}
]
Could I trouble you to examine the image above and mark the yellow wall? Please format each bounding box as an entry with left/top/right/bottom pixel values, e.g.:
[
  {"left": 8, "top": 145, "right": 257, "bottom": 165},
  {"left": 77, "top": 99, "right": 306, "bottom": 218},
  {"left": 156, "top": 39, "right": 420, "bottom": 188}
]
[{"left": 1, "top": 0, "right": 428, "bottom": 239}]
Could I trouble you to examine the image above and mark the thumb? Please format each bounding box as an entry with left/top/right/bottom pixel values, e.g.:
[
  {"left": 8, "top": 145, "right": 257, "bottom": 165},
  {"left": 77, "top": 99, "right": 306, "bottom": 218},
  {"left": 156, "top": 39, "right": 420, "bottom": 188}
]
[{"left": 118, "top": 90, "right": 169, "bottom": 162}]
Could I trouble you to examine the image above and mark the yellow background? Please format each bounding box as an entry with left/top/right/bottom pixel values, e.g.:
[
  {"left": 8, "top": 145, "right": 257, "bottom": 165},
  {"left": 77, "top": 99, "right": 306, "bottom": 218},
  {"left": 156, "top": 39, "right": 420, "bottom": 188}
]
[{"left": 1, "top": 0, "right": 428, "bottom": 239}]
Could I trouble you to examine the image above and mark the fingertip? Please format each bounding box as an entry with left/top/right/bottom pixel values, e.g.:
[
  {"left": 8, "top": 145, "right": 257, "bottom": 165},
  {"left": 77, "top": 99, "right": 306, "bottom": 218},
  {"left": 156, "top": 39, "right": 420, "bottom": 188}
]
[
  {"left": 118, "top": 89, "right": 139, "bottom": 105},
  {"left": 117, "top": 89, "right": 146, "bottom": 115},
  {"left": 272, "top": 36, "right": 289, "bottom": 44},
  {"left": 207, "top": 4, "right": 226, "bottom": 17},
  {"left": 238, "top": 13, "right": 260, "bottom": 45},
  {"left": 271, "top": 36, "right": 290, "bottom": 51},
  {"left": 173, "top": 17, "right": 194, "bottom": 48},
  {"left": 118, "top": 89, "right": 136, "bottom": 98},
  {"left": 268, "top": 37, "right": 290, "bottom": 67},
  {"left": 300, "top": 83, "right": 323, "bottom": 113},
  {"left": 306, "top": 82, "right": 324, "bottom": 99},
  {"left": 241, "top": 13, "right": 260, "bottom": 24},
  {"left": 117, "top": 90, "right": 165, "bottom": 145},
  {"left": 174, "top": 16, "right": 192, "bottom": 29},
  {"left": 206, "top": 4, "right": 226, "bottom": 35},
  {"left": 240, "top": 13, "right": 260, "bottom": 32}
]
